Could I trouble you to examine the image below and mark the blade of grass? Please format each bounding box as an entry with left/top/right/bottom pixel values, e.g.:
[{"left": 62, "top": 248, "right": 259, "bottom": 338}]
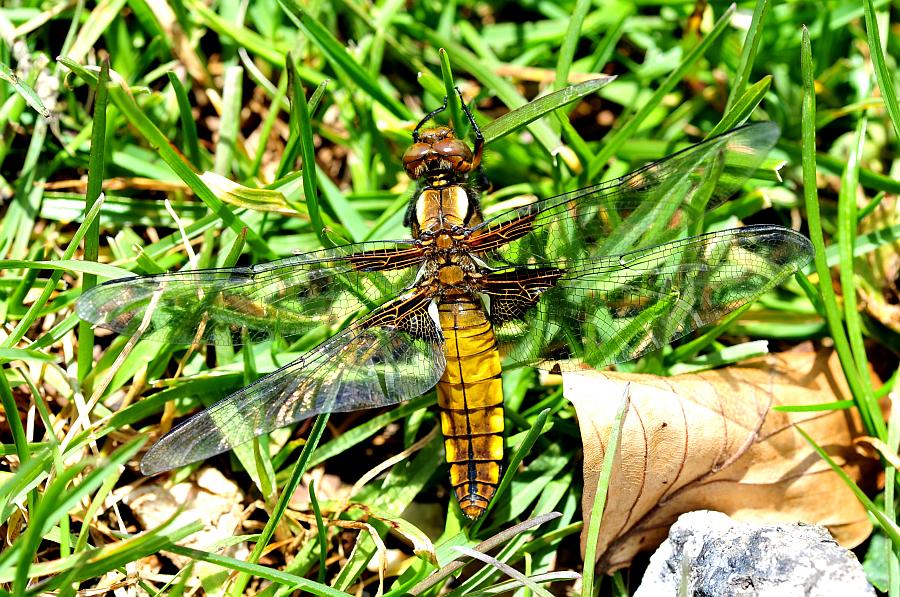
[
  {"left": 885, "top": 391, "right": 900, "bottom": 596},
  {"left": 0, "top": 258, "right": 130, "bottom": 280},
  {"left": 166, "top": 71, "right": 203, "bottom": 168},
  {"left": 466, "top": 571, "right": 581, "bottom": 596},
  {"left": 862, "top": 0, "right": 900, "bottom": 140},
  {"left": 275, "top": 61, "right": 308, "bottom": 179},
  {"left": 214, "top": 65, "right": 242, "bottom": 175},
  {"left": 481, "top": 77, "right": 615, "bottom": 144},
  {"left": 666, "top": 340, "right": 770, "bottom": 375},
  {"left": 66, "top": 0, "right": 127, "bottom": 63},
  {"left": 0, "top": 104, "right": 47, "bottom": 260},
  {"left": 838, "top": 115, "right": 870, "bottom": 385},
  {"left": 451, "top": 546, "right": 554, "bottom": 597},
  {"left": 874, "top": 366, "right": 898, "bottom": 399},
  {"left": 725, "top": 0, "right": 770, "bottom": 112},
  {"left": 586, "top": 11, "right": 628, "bottom": 73},
  {"left": 581, "top": 383, "right": 630, "bottom": 596},
  {"left": 796, "top": 426, "right": 900, "bottom": 546},
  {"left": 358, "top": 0, "right": 399, "bottom": 75},
  {"left": 664, "top": 303, "right": 753, "bottom": 365},
  {"left": 857, "top": 190, "right": 885, "bottom": 222},
  {"left": 0, "top": 447, "right": 53, "bottom": 529},
  {"left": 249, "top": 67, "right": 288, "bottom": 179},
  {"left": 285, "top": 58, "right": 333, "bottom": 249},
  {"left": 799, "top": 26, "right": 885, "bottom": 439},
  {"left": 0, "top": 366, "right": 28, "bottom": 468},
  {"left": 309, "top": 480, "right": 328, "bottom": 585},
  {"left": 407, "top": 513, "right": 562, "bottom": 596},
  {"left": 397, "top": 23, "right": 564, "bottom": 155},
  {"left": 0, "top": 348, "right": 55, "bottom": 364},
  {"left": 314, "top": 164, "right": 368, "bottom": 242},
  {"left": 76, "top": 58, "right": 109, "bottom": 383},
  {"left": 708, "top": 76, "right": 772, "bottom": 138},
  {"left": 229, "top": 414, "right": 329, "bottom": 596},
  {"left": 25, "top": 521, "right": 202, "bottom": 589},
  {"left": 553, "top": 0, "right": 591, "bottom": 90},
  {"left": 453, "top": 467, "right": 570, "bottom": 593},
  {"left": 186, "top": 0, "right": 287, "bottom": 66},
  {"left": 73, "top": 467, "right": 122, "bottom": 554},
  {"left": 168, "top": 544, "right": 348, "bottom": 595},
  {"left": 0, "top": 62, "right": 49, "bottom": 118},
  {"left": 773, "top": 400, "right": 856, "bottom": 413},
  {"left": 798, "top": 221, "right": 900, "bottom": 272},
  {"left": 305, "top": 394, "right": 433, "bottom": 468},
  {"left": 439, "top": 49, "right": 466, "bottom": 140},
  {"left": 780, "top": 143, "right": 900, "bottom": 195}
]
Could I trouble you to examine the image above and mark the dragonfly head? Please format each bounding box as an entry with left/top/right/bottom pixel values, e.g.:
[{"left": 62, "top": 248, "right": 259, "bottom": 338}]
[{"left": 403, "top": 125, "right": 475, "bottom": 181}]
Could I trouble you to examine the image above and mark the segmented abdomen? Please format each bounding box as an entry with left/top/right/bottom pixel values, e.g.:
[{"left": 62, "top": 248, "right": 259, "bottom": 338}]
[{"left": 436, "top": 294, "right": 504, "bottom": 519}]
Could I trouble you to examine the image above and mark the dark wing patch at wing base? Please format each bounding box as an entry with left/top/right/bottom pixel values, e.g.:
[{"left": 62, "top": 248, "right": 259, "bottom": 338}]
[{"left": 480, "top": 267, "right": 564, "bottom": 324}]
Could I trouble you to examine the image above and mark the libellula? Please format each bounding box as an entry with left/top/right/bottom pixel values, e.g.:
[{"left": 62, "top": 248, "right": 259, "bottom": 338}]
[{"left": 77, "top": 93, "right": 814, "bottom": 518}]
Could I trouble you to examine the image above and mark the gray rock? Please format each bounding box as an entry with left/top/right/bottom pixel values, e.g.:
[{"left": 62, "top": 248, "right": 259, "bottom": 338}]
[{"left": 635, "top": 510, "right": 874, "bottom": 597}]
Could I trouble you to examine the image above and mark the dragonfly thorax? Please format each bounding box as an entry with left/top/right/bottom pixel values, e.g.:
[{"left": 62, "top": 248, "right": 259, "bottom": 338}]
[
  {"left": 414, "top": 185, "right": 473, "bottom": 234},
  {"left": 417, "top": 248, "right": 481, "bottom": 294},
  {"left": 437, "top": 264, "right": 466, "bottom": 286}
]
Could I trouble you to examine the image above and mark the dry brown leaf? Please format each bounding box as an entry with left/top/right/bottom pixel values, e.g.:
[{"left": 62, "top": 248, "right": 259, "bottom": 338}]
[
  {"left": 854, "top": 435, "right": 900, "bottom": 469},
  {"left": 565, "top": 349, "right": 879, "bottom": 573}
]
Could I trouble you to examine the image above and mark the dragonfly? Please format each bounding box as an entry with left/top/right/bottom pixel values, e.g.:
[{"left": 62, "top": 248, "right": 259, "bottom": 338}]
[{"left": 77, "top": 92, "right": 814, "bottom": 519}]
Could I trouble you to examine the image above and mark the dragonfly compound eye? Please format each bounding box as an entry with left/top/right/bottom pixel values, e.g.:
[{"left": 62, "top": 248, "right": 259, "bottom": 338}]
[
  {"left": 433, "top": 138, "right": 474, "bottom": 173},
  {"left": 402, "top": 142, "right": 433, "bottom": 179},
  {"left": 402, "top": 135, "right": 474, "bottom": 179}
]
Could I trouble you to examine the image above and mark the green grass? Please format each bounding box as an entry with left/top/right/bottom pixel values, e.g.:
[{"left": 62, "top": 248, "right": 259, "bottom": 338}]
[{"left": 0, "top": 1, "right": 899, "bottom": 595}]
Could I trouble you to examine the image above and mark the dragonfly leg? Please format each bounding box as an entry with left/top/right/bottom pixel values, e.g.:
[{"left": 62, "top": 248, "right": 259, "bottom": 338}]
[
  {"left": 413, "top": 95, "right": 449, "bottom": 141},
  {"left": 456, "top": 87, "right": 484, "bottom": 170}
]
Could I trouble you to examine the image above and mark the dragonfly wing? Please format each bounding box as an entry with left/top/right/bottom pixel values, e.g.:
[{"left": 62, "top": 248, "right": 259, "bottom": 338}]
[
  {"left": 140, "top": 289, "right": 444, "bottom": 474},
  {"left": 76, "top": 240, "right": 426, "bottom": 346},
  {"left": 469, "top": 123, "right": 781, "bottom": 265},
  {"left": 482, "top": 225, "right": 813, "bottom": 371}
]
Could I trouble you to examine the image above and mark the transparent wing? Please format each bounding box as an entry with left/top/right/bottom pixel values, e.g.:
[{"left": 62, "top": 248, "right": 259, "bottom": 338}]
[
  {"left": 481, "top": 225, "right": 814, "bottom": 371},
  {"left": 140, "top": 290, "right": 444, "bottom": 474},
  {"left": 468, "top": 123, "right": 781, "bottom": 265},
  {"left": 76, "top": 240, "right": 426, "bottom": 346}
]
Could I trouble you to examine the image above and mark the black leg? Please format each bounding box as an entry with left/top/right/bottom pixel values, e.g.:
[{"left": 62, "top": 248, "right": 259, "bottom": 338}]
[
  {"left": 413, "top": 95, "right": 449, "bottom": 141},
  {"left": 456, "top": 87, "right": 484, "bottom": 168}
]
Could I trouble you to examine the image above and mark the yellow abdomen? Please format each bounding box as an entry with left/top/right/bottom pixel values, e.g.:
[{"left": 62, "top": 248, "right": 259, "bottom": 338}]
[{"left": 436, "top": 294, "right": 504, "bottom": 519}]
